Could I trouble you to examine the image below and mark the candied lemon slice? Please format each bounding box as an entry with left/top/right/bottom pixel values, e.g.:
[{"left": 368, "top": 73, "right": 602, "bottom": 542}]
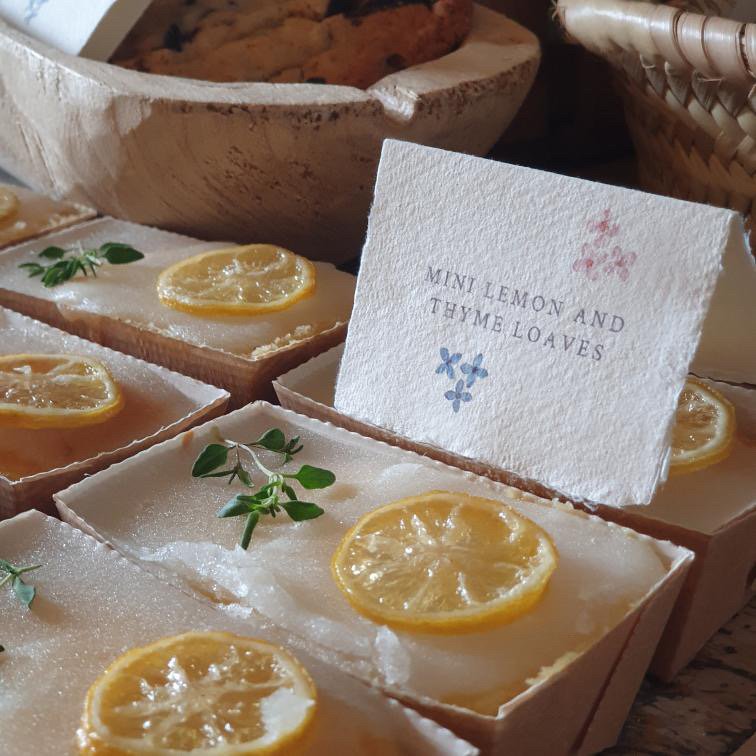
[
  {"left": 670, "top": 377, "right": 735, "bottom": 475},
  {"left": 78, "top": 632, "right": 318, "bottom": 755},
  {"left": 156, "top": 244, "right": 316, "bottom": 316},
  {"left": 0, "top": 186, "right": 19, "bottom": 224},
  {"left": 0, "top": 354, "right": 123, "bottom": 429},
  {"left": 331, "top": 491, "right": 558, "bottom": 634}
]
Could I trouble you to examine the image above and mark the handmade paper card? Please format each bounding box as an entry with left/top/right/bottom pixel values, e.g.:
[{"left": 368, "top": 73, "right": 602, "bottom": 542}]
[
  {"left": 335, "top": 140, "right": 743, "bottom": 508},
  {"left": 0, "top": 0, "right": 150, "bottom": 59}
]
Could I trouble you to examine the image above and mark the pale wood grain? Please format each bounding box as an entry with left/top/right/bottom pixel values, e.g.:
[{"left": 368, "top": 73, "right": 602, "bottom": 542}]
[
  {"left": 609, "top": 598, "right": 756, "bottom": 755},
  {"left": 0, "top": 5, "right": 539, "bottom": 263}
]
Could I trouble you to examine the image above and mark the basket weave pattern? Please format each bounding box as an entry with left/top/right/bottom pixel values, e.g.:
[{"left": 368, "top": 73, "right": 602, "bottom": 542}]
[{"left": 558, "top": 0, "right": 756, "bottom": 251}]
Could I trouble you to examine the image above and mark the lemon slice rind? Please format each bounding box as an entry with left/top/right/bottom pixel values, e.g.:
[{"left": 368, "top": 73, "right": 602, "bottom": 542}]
[
  {"left": 0, "top": 354, "right": 123, "bottom": 430},
  {"left": 79, "top": 632, "right": 318, "bottom": 755},
  {"left": 331, "top": 491, "right": 558, "bottom": 635},
  {"left": 156, "top": 244, "right": 316, "bottom": 317},
  {"left": 670, "top": 377, "right": 736, "bottom": 475}
]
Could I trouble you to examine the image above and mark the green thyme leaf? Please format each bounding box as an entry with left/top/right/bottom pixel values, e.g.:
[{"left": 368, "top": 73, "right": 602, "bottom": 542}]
[
  {"left": 18, "top": 242, "right": 144, "bottom": 288},
  {"left": 200, "top": 428, "right": 332, "bottom": 549},
  {"left": 199, "top": 468, "right": 237, "bottom": 479},
  {"left": 282, "top": 500, "right": 324, "bottom": 521},
  {"left": 240, "top": 512, "right": 260, "bottom": 550},
  {"left": 38, "top": 246, "right": 66, "bottom": 260},
  {"left": 286, "top": 436, "right": 302, "bottom": 452},
  {"left": 288, "top": 465, "right": 336, "bottom": 490},
  {"left": 41, "top": 260, "right": 70, "bottom": 287},
  {"left": 18, "top": 262, "right": 45, "bottom": 277},
  {"left": 252, "top": 429, "right": 286, "bottom": 452},
  {"left": 101, "top": 244, "right": 144, "bottom": 265},
  {"left": 217, "top": 496, "right": 252, "bottom": 519},
  {"left": 192, "top": 444, "right": 229, "bottom": 477},
  {"left": 12, "top": 577, "right": 34, "bottom": 607},
  {"left": 1, "top": 560, "right": 40, "bottom": 608}
]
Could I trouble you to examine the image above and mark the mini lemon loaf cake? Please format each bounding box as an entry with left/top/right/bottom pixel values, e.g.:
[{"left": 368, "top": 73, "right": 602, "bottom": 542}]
[
  {"left": 0, "top": 183, "right": 94, "bottom": 250},
  {"left": 0, "top": 308, "right": 228, "bottom": 517},
  {"left": 56, "top": 403, "right": 687, "bottom": 749},
  {"left": 0, "top": 218, "right": 355, "bottom": 403},
  {"left": 274, "top": 345, "right": 756, "bottom": 681},
  {"left": 625, "top": 380, "right": 756, "bottom": 534},
  {"left": 0, "top": 511, "right": 476, "bottom": 755},
  {"left": 112, "top": 0, "right": 473, "bottom": 88}
]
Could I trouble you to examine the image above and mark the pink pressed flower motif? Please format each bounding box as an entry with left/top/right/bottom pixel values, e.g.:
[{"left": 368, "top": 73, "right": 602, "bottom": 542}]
[
  {"left": 573, "top": 209, "right": 636, "bottom": 283},
  {"left": 588, "top": 208, "right": 619, "bottom": 243},
  {"left": 606, "top": 246, "right": 637, "bottom": 282}
]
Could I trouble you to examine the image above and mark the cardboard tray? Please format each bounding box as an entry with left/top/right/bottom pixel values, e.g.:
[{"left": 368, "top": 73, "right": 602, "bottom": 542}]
[
  {"left": 55, "top": 400, "right": 693, "bottom": 755},
  {"left": 0, "top": 308, "right": 229, "bottom": 517},
  {"left": 274, "top": 345, "right": 756, "bottom": 681}
]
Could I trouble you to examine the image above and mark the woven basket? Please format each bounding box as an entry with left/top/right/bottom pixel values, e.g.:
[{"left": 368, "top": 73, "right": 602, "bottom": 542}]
[{"left": 556, "top": 0, "right": 756, "bottom": 252}]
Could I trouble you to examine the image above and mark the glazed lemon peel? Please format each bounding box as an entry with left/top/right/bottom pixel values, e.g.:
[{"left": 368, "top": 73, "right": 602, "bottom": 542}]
[
  {"left": 78, "top": 632, "right": 318, "bottom": 755},
  {"left": 0, "top": 354, "right": 123, "bottom": 429},
  {"left": 332, "top": 490, "right": 558, "bottom": 634},
  {"left": 670, "top": 377, "right": 735, "bottom": 475},
  {"left": 157, "top": 244, "right": 316, "bottom": 316}
]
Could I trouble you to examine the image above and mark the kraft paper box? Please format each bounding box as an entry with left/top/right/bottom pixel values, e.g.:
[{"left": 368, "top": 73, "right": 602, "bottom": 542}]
[
  {"left": 275, "top": 140, "right": 756, "bottom": 679},
  {"left": 276, "top": 347, "right": 755, "bottom": 680},
  {"left": 0, "top": 0, "right": 150, "bottom": 59},
  {"left": 0, "top": 306, "right": 229, "bottom": 518},
  {"left": 54, "top": 401, "right": 693, "bottom": 756},
  {"left": 0, "top": 183, "right": 95, "bottom": 251},
  {"left": 0, "top": 510, "right": 478, "bottom": 756},
  {"left": 0, "top": 217, "right": 354, "bottom": 407}
]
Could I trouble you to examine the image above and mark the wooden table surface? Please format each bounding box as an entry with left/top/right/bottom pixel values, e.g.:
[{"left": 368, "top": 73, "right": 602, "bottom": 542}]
[{"left": 609, "top": 598, "right": 755, "bottom": 755}]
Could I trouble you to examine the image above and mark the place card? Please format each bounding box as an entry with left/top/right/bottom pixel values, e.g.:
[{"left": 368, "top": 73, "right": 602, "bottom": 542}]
[
  {"left": 0, "top": 0, "right": 150, "bottom": 59},
  {"left": 335, "top": 140, "right": 746, "bottom": 508}
]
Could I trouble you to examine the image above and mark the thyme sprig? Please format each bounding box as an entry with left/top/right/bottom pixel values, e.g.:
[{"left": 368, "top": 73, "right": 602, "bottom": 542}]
[
  {"left": 19, "top": 242, "right": 144, "bottom": 288},
  {"left": 0, "top": 558, "right": 40, "bottom": 607},
  {"left": 192, "top": 428, "right": 335, "bottom": 549}
]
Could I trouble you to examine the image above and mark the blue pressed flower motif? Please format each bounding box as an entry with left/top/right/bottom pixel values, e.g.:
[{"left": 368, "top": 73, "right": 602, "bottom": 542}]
[
  {"left": 460, "top": 353, "right": 488, "bottom": 388},
  {"left": 445, "top": 379, "right": 472, "bottom": 413},
  {"left": 24, "top": 0, "right": 50, "bottom": 23},
  {"left": 436, "top": 348, "right": 462, "bottom": 379}
]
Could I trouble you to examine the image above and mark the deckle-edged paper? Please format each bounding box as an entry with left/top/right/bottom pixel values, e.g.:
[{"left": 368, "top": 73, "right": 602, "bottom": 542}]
[
  {"left": 335, "top": 140, "right": 741, "bottom": 508},
  {"left": 0, "top": 0, "right": 150, "bottom": 59}
]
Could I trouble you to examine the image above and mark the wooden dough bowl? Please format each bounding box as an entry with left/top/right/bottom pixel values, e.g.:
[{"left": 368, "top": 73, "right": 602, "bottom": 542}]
[{"left": 0, "top": 5, "right": 539, "bottom": 263}]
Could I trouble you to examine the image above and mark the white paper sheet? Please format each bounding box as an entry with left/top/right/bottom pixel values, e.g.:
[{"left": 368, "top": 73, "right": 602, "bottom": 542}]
[
  {"left": 0, "top": 0, "right": 151, "bottom": 59},
  {"left": 335, "top": 140, "right": 741, "bottom": 508}
]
